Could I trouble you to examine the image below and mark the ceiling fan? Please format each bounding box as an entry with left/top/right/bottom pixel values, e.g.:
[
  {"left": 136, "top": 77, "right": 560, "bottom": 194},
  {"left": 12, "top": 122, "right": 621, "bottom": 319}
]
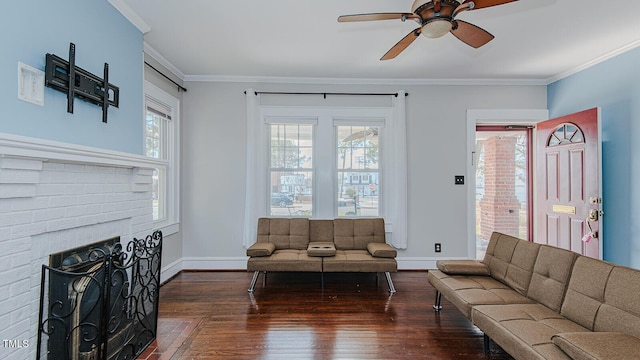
[{"left": 338, "top": 0, "right": 518, "bottom": 60}]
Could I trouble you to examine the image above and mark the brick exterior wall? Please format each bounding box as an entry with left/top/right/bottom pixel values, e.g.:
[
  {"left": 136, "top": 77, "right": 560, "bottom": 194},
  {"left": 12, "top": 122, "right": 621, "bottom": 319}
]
[
  {"left": 0, "top": 155, "right": 153, "bottom": 360},
  {"left": 479, "top": 136, "right": 521, "bottom": 240}
]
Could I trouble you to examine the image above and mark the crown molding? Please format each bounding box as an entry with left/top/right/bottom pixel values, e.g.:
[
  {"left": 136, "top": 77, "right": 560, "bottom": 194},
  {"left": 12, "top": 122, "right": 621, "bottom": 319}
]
[
  {"left": 108, "top": 0, "right": 151, "bottom": 34},
  {"left": 143, "top": 42, "right": 186, "bottom": 81},
  {"left": 183, "top": 74, "right": 548, "bottom": 86},
  {"left": 545, "top": 39, "right": 640, "bottom": 85}
]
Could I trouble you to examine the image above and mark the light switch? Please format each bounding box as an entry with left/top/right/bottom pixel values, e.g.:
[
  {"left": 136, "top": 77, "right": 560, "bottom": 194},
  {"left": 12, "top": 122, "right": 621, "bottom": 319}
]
[{"left": 18, "top": 62, "right": 45, "bottom": 106}]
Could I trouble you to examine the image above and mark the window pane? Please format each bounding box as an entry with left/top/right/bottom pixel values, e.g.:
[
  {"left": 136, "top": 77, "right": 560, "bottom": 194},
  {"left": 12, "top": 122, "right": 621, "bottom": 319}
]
[
  {"left": 270, "top": 171, "right": 313, "bottom": 216},
  {"left": 337, "top": 125, "right": 379, "bottom": 217},
  {"left": 269, "top": 123, "right": 313, "bottom": 216},
  {"left": 337, "top": 171, "right": 379, "bottom": 217},
  {"left": 270, "top": 124, "right": 313, "bottom": 169},
  {"left": 145, "top": 112, "right": 165, "bottom": 160},
  {"left": 152, "top": 168, "right": 166, "bottom": 221},
  {"left": 337, "top": 126, "right": 379, "bottom": 170}
]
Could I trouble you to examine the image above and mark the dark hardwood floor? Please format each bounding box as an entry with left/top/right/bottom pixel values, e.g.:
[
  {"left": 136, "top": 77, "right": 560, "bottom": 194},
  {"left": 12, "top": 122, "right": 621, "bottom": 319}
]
[{"left": 156, "top": 271, "right": 513, "bottom": 360}]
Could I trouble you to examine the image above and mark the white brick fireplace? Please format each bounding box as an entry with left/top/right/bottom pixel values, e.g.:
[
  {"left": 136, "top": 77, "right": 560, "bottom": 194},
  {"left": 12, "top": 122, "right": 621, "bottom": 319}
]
[{"left": 0, "top": 133, "right": 159, "bottom": 360}]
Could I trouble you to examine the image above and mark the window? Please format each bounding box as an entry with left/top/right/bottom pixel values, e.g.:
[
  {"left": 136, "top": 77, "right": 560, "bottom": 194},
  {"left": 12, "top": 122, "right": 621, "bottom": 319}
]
[
  {"left": 244, "top": 90, "right": 407, "bottom": 248},
  {"left": 268, "top": 123, "right": 313, "bottom": 216},
  {"left": 547, "top": 123, "right": 584, "bottom": 146},
  {"left": 144, "top": 81, "right": 180, "bottom": 233},
  {"left": 337, "top": 125, "right": 379, "bottom": 217},
  {"left": 264, "top": 111, "right": 385, "bottom": 219}
]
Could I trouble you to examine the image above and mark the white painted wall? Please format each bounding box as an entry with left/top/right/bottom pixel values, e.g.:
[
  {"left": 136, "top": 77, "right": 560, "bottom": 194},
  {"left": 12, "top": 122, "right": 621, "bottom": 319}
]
[{"left": 181, "top": 82, "right": 546, "bottom": 269}]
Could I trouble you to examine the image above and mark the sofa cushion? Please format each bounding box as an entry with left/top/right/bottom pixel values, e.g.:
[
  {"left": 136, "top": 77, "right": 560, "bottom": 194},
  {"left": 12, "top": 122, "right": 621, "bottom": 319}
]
[
  {"left": 323, "top": 250, "right": 397, "bottom": 272},
  {"left": 257, "top": 218, "right": 310, "bottom": 250},
  {"left": 309, "top": 220, "right": 334, "bottom": 242},
  {"left": 594, "top": 266, "right": 640, "bottom": 337},
  {"left": 482, "top": 232, "right": 541, "bottom": 296},
  {"left": 428, "top": 270, "right": 534, "bottom": 319},
  {"left": 367, "top": 243, "right": 397, "bottom": 258},
  {"left": 526, "top": 245, "right": 578, "bottom": 312},
  {"left": 247, "top": 249, "right": 322, "bottom": 272},
  {"left": 436, "top": 260, "right": 490, "bottom": 276},
  {"left": 552, "top": 332, "right": 640, "bottom": 360},
  {"left": 472, "top": 304, "right": 589, "bottom": 360},
  {"left": 246, "top": 242, "right": 276, "bottom": 257},
  {"left": 334, "top": 218, "right": 385, "bottom": 250},
  {"left": 560, "top": 256, "right": 615, "bottom": 331},
  {"left": 482, "top": 232, "right": 518, "bottom": 281}
]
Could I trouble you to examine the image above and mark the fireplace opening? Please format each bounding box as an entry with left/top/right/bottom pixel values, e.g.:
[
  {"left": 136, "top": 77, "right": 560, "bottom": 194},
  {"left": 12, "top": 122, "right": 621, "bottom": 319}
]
[{"left": 37, "top": 231, "right": 162, "bottom": 360}]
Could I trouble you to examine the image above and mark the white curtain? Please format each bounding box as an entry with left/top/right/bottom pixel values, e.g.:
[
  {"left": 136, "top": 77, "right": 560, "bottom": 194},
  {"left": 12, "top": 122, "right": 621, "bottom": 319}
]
[
  {"left": 384, "top": 90, "right": 408, "bottom": 249},
  {"left": 242, "top": 89, "right": 267, "bottom": 247}
]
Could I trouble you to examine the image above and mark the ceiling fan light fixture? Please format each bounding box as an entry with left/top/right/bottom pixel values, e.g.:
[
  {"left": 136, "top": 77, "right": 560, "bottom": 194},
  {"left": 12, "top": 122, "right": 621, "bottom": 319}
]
[{"left": 421, "top": 19, "right": 452, "bottom": 38}]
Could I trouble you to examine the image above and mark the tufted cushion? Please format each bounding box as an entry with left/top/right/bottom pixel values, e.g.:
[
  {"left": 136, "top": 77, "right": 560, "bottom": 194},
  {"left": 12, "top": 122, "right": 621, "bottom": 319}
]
[
  {"left": 560, "top": 256, "right": 614, "bottom": 330},
  {"left": 594, "top": 266, "right": 640, "bottom": 337},
  {"left": 482, "top": 232, "right": 540, "bottom": 295},
  {"left": 552, "top": 332, "right": 640, "bottom": 360},
  {"left": 527, "top": 245, "right": 578, "bottom": 312},
  {"left": 333, "top": 218, "right": 385, "bottom": 250},
  {"left": 256, "top": 218, "right": 310, "bottom": 250}
]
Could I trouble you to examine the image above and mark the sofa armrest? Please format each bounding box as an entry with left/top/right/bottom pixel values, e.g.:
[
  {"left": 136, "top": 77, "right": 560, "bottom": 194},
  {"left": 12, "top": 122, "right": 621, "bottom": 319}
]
[
  {"left": 552, "top": 332, "right": 640, "bottom": 360},
  {"left": 436, "top": 260, "right": 490, "bottom": 275},
  {"left": 367, "top": 243, "right": 397, "bottom": 258},
  {"left": 246, "top": 242, "right": 276, "bottom": 257}
]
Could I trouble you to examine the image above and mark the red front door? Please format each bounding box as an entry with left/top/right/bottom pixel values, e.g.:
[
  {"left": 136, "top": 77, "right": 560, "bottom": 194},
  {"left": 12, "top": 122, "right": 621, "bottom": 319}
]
[{"left": 535, "top": 108, "right": 601, "bottom": 258}]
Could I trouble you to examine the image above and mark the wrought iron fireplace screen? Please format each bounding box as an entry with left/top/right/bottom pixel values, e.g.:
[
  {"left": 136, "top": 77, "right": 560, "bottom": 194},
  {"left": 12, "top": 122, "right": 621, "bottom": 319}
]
[{"left": 37, "top": 231, "right": 162, "bottom": 360}]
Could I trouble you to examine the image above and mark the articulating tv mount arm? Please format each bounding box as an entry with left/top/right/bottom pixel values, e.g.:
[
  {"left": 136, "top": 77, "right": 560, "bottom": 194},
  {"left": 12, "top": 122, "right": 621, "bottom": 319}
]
[{"left": 45, "top": 43, "right": 119, "bottom": 123}]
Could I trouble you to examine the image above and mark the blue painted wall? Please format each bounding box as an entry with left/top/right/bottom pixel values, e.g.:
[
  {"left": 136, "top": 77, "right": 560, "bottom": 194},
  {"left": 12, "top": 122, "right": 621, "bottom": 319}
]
[
  {"left": 0, "top": 0, "right": 143, "bottom": 154},
  {"left": 548, "top": 46, "right": 640, "bottom": 268}
]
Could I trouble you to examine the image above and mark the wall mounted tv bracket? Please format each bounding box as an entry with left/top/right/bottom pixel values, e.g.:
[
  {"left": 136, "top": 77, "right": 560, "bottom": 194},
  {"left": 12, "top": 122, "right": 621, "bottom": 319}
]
[{"left": 45, "top": 43, "right": 119, "bottom": 123}]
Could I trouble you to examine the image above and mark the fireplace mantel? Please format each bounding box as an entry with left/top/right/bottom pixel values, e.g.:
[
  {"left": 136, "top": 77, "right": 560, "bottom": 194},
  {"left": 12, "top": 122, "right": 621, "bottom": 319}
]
[
  {"left": 0, "top": 132, "right": 161, "bottom": 169},
  {"left": 0, "top": 131, "right": 158, "bottom": 360}
]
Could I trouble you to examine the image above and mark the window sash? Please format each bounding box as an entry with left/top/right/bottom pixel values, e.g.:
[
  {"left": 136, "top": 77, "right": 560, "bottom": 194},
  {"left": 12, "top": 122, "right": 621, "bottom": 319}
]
[{"left": 144, "top": 81, "right": 179, "bottom": 229}]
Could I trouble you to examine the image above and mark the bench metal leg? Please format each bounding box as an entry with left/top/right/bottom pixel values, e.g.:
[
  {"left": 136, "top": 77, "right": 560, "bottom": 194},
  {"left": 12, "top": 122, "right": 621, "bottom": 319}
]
[
  {"left": 483, "top": 333, "right": 490, "bottom": 355},
  {"left": 433, "top": 291, "right": 443, "bottom": 311},
  {"left": 248, "top": 271, "right": 260, "bottom": 292},
  {"left": 385, "top": 272, "right": 396, "bottom": 294}
]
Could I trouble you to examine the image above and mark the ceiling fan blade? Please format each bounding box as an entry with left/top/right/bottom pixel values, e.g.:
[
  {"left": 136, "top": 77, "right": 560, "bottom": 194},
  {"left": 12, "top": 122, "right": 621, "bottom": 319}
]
[
  {"left": 381, "top": 27, "right": 421, "bottom": 60},
  {"left": 338, "top": 13, "right": 419, "bottom": 22},
  {"left": 463, "top": 0, "right": 517, "bottom": 10},
  {"left": 450, "top": 20, "right": 494, "bottom": 48}
]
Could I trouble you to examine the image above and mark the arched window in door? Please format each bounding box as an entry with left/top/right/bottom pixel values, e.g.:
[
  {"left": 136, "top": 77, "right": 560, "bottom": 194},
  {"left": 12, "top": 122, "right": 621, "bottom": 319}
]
[{"left": 547, "top": 123, "right": 585, "bottom": 147}]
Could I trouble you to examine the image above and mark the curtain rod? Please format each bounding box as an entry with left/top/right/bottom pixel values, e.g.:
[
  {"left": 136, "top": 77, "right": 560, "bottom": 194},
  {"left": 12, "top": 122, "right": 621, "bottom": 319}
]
[
  {"left": 244, "top": 91, "right": 408, "bottom": 98},
  {"left": 144, "top": 61, "right": 187, "bottom": 92}
]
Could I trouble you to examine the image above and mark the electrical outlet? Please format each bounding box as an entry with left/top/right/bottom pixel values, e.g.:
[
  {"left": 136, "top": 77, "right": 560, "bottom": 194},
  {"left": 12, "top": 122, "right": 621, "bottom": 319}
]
[
  {"left": 454, "top": 175, "right": 464, "bottom": 185},
  {"left": 435, "top": 243, "right": 442, "bottom": 253}
]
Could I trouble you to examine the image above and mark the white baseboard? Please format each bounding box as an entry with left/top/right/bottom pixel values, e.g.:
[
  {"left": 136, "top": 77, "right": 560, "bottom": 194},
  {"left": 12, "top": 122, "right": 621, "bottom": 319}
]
[
  {"left": 162, "top": 256, "right": 473, "bottom": 275},
  {"left": 181, "top": 257, "right": 248, "bottom": 270},
  {"left": 160, "top": 258, "right": 183, "bottom": 283}
]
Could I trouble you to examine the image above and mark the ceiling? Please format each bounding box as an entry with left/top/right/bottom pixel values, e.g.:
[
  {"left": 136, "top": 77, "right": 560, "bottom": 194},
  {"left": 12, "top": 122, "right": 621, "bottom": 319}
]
[{"left": 117, "top": 0, "right": 640, "bottom": 84}]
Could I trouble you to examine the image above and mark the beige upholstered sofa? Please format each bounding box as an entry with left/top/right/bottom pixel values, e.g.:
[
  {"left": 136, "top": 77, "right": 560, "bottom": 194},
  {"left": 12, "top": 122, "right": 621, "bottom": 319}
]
[
  {"left": 246, "top": 217, "right": 398, "bottom": 293},
  {"left": 428, "top": 232, "right": 640, "bottom": 360}
]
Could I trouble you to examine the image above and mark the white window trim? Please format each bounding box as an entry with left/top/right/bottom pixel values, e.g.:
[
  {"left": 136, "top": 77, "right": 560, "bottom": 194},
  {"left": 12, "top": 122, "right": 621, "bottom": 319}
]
[
  {"left": 144, "top": 80, "right": 181, "bottom": 236},
  {"left": 244, "top": 90, "right": 408, "bottom": 249}
]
